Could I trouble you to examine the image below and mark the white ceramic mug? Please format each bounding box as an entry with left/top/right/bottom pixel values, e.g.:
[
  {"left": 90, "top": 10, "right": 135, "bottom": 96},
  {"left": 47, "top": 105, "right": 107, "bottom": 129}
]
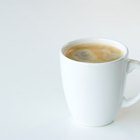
[{"left": 60, "top": 38, "right": 140, "bottom": 127}]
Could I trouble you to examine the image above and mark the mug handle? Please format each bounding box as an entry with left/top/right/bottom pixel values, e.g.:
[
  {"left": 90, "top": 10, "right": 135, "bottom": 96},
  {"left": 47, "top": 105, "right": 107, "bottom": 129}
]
[{"left": 122, "top": 59, "right": 140, "bottom": 108}]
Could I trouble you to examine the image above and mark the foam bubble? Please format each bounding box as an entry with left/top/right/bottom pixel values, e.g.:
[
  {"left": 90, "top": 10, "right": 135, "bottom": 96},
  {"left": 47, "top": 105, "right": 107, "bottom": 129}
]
[{"left": 72, "top": 49, "right": 97, "bottom": 62}]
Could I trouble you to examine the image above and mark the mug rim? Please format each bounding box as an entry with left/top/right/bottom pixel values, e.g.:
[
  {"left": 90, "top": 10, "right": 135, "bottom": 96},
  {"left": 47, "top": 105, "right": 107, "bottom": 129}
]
[{"left": 60, "top": 38, "right": 128, "bottom": 65}]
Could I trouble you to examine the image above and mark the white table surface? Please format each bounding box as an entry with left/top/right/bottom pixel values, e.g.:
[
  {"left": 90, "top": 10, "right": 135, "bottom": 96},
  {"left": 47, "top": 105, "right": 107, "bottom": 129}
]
[{"left": 0, "top": 0, "right": 140, "bottom": 139}]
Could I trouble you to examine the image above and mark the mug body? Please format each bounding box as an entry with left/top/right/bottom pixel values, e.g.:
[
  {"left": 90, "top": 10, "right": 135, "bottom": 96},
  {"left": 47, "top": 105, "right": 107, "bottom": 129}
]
[{"left": 60, "top": 39, "right": 128, "bottom": 126}]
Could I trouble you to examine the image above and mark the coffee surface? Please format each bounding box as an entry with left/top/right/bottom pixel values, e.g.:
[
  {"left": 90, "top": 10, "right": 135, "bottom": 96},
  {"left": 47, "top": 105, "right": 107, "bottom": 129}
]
[{"left": 64, "top": 43, "right": 123, "bottom": 63}]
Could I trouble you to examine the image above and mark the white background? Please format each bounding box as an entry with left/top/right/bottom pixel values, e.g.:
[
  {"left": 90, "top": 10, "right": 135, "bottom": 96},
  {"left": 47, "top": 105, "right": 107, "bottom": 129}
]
[{"left": 0, "top": 0, "right": 140, "bottom": 139}]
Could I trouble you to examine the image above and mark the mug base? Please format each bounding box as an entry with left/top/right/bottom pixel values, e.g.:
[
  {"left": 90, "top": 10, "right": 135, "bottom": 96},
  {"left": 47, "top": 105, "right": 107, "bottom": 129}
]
[{"left": 72, "top": 119, "right": 114, "bottom": 127}]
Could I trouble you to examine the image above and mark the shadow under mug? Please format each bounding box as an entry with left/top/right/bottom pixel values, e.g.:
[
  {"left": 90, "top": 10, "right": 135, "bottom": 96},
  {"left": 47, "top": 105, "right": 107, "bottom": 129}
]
[{"left": 60, "top": 38, "right": 140, "bottom": 127}]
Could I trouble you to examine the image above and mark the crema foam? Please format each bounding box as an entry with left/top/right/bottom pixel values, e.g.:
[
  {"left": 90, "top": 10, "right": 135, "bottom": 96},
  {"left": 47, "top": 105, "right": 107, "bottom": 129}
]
[{"left": 64, "top": 43, "right": 123, "bottom": 63}]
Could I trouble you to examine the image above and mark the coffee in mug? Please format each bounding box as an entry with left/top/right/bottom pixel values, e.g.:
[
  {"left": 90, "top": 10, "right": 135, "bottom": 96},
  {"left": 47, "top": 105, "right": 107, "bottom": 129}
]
[{"left": 64, "top": 43, "right": 123, "bottom": 63}]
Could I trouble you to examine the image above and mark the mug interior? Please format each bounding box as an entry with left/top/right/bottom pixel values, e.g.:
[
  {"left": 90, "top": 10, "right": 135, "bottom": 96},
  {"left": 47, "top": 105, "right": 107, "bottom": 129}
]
[{"left": 61, "top": 38, "right": 128, "bottom": 63}]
